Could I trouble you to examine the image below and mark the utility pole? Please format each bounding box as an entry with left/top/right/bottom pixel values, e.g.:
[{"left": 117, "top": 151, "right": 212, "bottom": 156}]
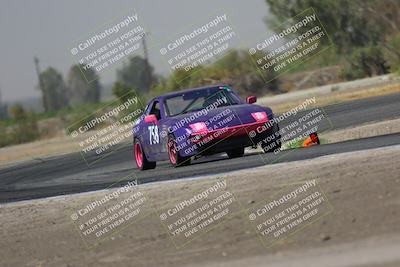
[
  {"left": 141, "top": 32, "right": 152, "bottom": 93},
  {"left": 34, "top": 56, "right": 48, "bottom": 112}
]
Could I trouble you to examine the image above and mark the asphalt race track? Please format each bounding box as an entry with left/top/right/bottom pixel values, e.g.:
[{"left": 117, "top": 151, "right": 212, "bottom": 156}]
[{"left": 1, "top": 93, "right": 399, "bottom": 203}]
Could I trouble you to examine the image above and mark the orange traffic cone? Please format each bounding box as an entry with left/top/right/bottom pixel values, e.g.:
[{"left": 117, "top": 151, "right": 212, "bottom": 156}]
[{"left": 302, "top": 132, "right": 320, "bottom": 147}]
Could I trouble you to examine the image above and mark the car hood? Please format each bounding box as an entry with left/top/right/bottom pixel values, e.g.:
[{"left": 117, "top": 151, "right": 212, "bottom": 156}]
[{"left": 167, "top": 104, "right": 273, "bottom": 129}]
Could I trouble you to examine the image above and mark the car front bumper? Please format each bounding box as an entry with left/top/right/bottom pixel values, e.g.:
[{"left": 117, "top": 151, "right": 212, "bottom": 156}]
[{"left": 179, "top": 121, "right": 274, "bottom": 157}]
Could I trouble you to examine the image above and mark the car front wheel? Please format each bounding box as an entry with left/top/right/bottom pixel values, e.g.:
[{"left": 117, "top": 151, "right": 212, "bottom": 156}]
[
  {"left": 260, "top": 123, "right": 281, "bottom": 153},
  {"left": 167, "top": 134, "right": 191, "bottom": 167}
]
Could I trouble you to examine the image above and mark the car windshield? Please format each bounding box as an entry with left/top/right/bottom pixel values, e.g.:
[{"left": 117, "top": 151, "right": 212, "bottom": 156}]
[{"left": 164, "top": 87, "right": 242, "bottom": 117}]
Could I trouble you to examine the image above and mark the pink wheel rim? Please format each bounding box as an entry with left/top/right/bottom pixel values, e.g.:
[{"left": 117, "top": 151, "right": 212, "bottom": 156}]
[
  {"left": 134, "top": 142, "right": 143, "bottom": 168},
  {"left": 168, "top": 138, "right": 177, "bottom": 165}
]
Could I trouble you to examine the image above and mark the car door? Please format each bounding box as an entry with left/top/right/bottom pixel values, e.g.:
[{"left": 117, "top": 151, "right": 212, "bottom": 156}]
[{"left": 144, "top": 100, "right": 163, "bottom": 157}]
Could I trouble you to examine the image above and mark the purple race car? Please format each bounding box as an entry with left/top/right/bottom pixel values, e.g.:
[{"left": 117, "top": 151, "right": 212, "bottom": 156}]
[{"left": 133, "top": 85, "right": 281, "bottom": 170}]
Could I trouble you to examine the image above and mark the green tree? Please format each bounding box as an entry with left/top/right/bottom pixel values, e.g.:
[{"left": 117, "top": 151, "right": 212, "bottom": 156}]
[
  {"left": 0, "top": 125, "right": 12, "bottom": 147},
  {"left": 116, "top": 55, "right": 156, "bottom": 94},
  {"left": 150, "top": 49, "right": 280, "bottom": 97},
  {"left": 67, "top": 64, "right": 101, "bottom": 106},
  {"left": 7, "top": 104, "right": 40, "bottom": 145},
  {"left": 111, "top": 82, "right": 145, "bottom": 117},
  {"left": 112, "top": 82, "right": 136, "bottom": 103},
  {"left": 342, "top": 45, "right": 390, "bottom": 79},
  {"left": 265, "top": 0, "right": 400, "bottom": 79},
  {"left": 265, "top": 0, "right": 397, "bottom": 53},
  {"left": 10, "top": 104, "right": 26, "bottom": 121},
  {"left": 39, "top": 67, "right": 68, "bottom": 111}
]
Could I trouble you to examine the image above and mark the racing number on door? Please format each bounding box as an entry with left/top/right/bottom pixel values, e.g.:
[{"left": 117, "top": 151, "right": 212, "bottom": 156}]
[{"left": 149, "top": 125, "right": 160, "bottom": 145}]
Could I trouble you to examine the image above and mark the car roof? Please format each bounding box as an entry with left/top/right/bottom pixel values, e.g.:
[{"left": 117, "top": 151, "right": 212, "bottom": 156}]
[{"left": 156, "top": 84, "right": 230, "bottom": 100}]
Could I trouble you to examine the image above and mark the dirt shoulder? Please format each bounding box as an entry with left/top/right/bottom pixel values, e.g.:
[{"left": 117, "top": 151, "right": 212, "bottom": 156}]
[
  {"left": 1, "top": 145, "right": 399, "bottom": 267},
  {"left": 263, "top": 83, "right": 400, "bottom": 113},
  {"left": 258, "top": 74, "right": 400, "bottom": 112},
  {"left": 322, "top": 118, "right": 400, "bottom": 144}
]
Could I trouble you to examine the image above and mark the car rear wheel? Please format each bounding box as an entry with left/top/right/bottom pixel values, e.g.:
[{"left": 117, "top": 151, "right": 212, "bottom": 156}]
[
  {"left": 134, "top": 139, "right": 156, "bottom": 170},
  {"left": 167, "top": 134, "right": 191, "bottom": 167},
  {"left": 226, "top": 147, "right": 245, "bottom": 158}
]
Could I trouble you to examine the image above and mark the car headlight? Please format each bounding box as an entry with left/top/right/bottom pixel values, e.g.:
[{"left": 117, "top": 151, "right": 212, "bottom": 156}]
[{"left": 189, "top": 122, "right": 208, "bottom": 133}]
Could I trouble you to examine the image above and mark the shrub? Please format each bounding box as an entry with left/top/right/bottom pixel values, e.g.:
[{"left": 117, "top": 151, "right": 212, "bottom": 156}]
[
  {"left": 341, "top": 45, "right": 390, "bottom": 80},
  {"left": 384, "top": 33, "right": 400, "bottom": 74}
]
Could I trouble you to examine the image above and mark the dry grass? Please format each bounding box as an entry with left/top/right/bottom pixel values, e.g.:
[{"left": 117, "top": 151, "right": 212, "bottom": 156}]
[
  {"left": 269, "top": 84, "right": 400, "bottom": 113},
  {"left": 322, "top": 118, "right": 400, "bottom": 143},
  {"left": 0, "top": 130, "right": 98, "bottom": 165}
]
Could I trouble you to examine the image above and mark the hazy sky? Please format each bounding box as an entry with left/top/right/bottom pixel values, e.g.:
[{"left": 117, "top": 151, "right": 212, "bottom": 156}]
[{"left": 0, "top": 0, "right": 270, "bottom": 102}]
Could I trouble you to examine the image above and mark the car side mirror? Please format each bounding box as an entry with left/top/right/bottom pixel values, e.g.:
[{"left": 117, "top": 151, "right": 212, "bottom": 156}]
[
  {"left": 246, "top": 96, "right": 257, "bottom": 104},
  {"left": 144, "top": 114, "right": 158, "bottom": 124}
]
